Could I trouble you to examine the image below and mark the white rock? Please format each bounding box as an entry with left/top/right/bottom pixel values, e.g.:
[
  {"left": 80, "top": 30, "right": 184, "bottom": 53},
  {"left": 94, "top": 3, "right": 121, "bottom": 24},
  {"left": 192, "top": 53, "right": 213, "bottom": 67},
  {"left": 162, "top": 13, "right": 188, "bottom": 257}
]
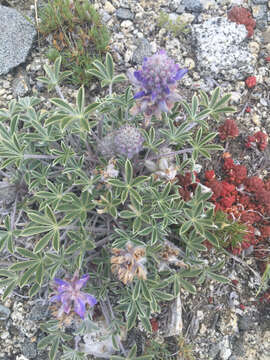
[
  {"left": 249, "top": 41, "right": 260, "bottom": 55},
  {"left": 252, "top": 113, "right": 261, "bottom": 126},
  {"left": 184, "top": 57, "right": 195, "bottom": 69},
  {"left": 104, "top": 1, "right": 115, "bottom": 14},
  {"left": 192, "top": 17, "right": 255, "bottom": 80},
  {"left": 120, "top": 20, "right": 133, "bottom": 29},
  {"left": 178, "top": 13, "right": 195, "bottom": 24},
  {"left": 150, "top": 41, "right": 157, "bottom": 53},
  {"left": 230, "top": 91, "right": 242, "bottom": 103}
]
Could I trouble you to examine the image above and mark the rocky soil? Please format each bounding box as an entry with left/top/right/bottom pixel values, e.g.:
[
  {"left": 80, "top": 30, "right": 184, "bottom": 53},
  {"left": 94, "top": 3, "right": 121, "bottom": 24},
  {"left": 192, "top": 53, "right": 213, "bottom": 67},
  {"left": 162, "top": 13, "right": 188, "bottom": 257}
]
[{"left": 0, "top": 0, "right": 270, "bottom": 359}]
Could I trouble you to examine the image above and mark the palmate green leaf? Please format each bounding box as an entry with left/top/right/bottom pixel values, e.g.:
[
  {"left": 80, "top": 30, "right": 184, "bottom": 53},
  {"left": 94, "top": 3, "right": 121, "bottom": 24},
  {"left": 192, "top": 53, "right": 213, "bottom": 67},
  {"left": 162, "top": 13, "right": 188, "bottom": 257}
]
[
  {"left": 105, "top": 53, "right": 114, "bottom": 79},
  {"left": 112, "top": 74, "right": 127, "bottom": 84},
  {"left": 209, "top": 87, "right": 220, "bottom": 107},
  {"left": 3, "top": 280, "right": 17, "bottom": 300},
  {"left": 130, "top": 188, "right": 142, "bottom": 206},
  {"left": 38, "top": 334, "right": 57, "bottom": 350},
  {"left": 140, "top": 280, "right": 152, "bottom": 303},
  {"left": 132, "top": 217, "right": 142, "bottom": 233},
  {"left": 127, "top": 304, "right": 137, "bottom": 330},
  {"left": 125, "top": 159, "right": 133, "bottom": 184},
  {"left": 181, "top": 100, "right": 192, "bottom": 118},
  {"left": 107, "top": 179, "right": 126, "bottom": 188},
  {"left": 9, "top": 260, "right": 38, "bottom": 271},
  {"left": 139, "top": 315, "right": 152, "bottom": 334},
  {"left": 132, "top": 176, "right": 148, "bottom": 187},
  {"left": 16, "top": 247, "right": 39, "bottom": 259},
  {"left": 132, "top": 280, "right": 141, "bottom": 301},
  {"left": 29, "top": 282, "right": 41, "bottom": 297},
  {"left": 50, "top": 336, "right": 60, "bottom": 360},
  {"left": 207, "top": 272, "right": 229, "bottom": 283},
  {"left": 213, "top": 93, "right": 231, "bottom": 109},
  {"left": 76, "top": 86, "right": 85, "bottom": 114},
  {"left": 205, "top": 230, "right": 219, "bottom": 247},
  {"left": 191, "top": 95, "right": 198, "bottom": 116},
  {"left": 50, "top": 98, "right": 76, "bottom": 114},
  {"left": 19, "top": 263, "right": 39, "bottom": 287},
  {"left": 34, "top": 230, "right": 55, "bottom": 253},
  {"left": 178, "top": 277, "right": 196, "bottom": 294},
  {"left": 152, "top": 290, "right": 175, "bottom": 301}
]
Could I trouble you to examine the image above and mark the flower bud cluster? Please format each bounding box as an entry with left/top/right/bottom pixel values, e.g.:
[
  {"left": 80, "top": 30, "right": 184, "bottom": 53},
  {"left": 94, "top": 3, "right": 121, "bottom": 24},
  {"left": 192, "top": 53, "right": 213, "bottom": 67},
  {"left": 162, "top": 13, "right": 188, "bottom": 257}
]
[{"left": 99, "top": 125, "right": 144, "bottom": 159}]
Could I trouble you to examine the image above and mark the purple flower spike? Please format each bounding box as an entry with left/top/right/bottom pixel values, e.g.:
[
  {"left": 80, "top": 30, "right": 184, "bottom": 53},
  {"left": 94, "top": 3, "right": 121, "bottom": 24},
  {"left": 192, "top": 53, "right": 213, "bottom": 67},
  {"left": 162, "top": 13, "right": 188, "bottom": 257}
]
[
  {"left": 50, "top": 271, "right": 97, "bottom": 319},
  {"left": 128, "top": 49, "right": 188, "bottom": 122}
]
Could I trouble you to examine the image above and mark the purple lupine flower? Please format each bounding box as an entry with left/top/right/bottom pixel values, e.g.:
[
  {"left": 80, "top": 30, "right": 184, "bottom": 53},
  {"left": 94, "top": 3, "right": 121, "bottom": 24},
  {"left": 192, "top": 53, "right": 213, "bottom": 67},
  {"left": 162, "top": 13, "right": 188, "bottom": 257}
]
[
  {"left": 128, "top": 49, "right": 188, "bottom": 123},
  {"left": 50, "top": 271, "right": 97, "bottom": 319}
]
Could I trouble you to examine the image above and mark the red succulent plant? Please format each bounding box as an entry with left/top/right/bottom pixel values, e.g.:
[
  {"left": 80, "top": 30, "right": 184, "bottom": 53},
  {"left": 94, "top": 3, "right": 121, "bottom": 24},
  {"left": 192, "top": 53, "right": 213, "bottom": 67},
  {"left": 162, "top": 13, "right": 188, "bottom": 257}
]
[{"left": 228, "top": 6, "right": 256, "bottom": 38}]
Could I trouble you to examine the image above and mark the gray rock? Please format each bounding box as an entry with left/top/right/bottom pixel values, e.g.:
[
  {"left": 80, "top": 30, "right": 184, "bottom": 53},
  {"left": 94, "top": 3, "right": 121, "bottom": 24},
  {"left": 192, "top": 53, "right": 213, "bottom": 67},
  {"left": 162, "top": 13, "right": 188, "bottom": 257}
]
[
  {"left": 252, "top": 4, "right": 268, "bottom": 30},
  {"left": 209, "top": 342, "right": 221, "bottom": 359},
  {"left": 192, "top": 17, "right": 255, "bottom": 81},
  {"left": 176, "top": 5, "right": 185, "bottom": 14},
  {"left": 182, "top": 0, "right": 203, "bottom": 12},
  {"left": 22, "top": 341, "right": 37, "bottom": 359},
  {"left": 119, "top": 0, "right": 130, "bottom": 8},
  {"left": 132, "top": 38, "right": 152, "bottom": 64},
  {"left": 0, "top": 5, "right": 36, "bottom": 75},
  {"left": 100, "top": 9, "right": 111, "bottom": 23},
  {"left": 116, "top": 7, "right": 134, "bottom": 20},
  {"left": 238, "top": 315, "right": 255, "bottom": 331},
  {"left": 36, "top": 80, "right": 46, "bottom": 92},
  {"left": 252, "top": 0, "right": 268, "bottom": 3},
  {"left": 169, "top": 0, "right": 181, "bottom": 11},
  {"left": 28, "top": 304, "right": 49, "bottom": 321},
  {"left": 0, "top": 305, "right": 10, "bottom": 320},
  {"left": 231, "top": 337, "right": 245, "bottom": 356},
  {"left": 12, "top": 75, "right": 30, "bottom": 97}
]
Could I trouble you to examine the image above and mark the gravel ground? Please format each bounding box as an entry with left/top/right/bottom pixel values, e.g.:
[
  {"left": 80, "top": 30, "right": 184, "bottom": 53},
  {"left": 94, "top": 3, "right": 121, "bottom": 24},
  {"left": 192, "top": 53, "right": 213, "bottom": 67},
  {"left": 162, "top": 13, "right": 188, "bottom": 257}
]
[{"left": 0, "top": 0, "right": 270, "bottom": 359}]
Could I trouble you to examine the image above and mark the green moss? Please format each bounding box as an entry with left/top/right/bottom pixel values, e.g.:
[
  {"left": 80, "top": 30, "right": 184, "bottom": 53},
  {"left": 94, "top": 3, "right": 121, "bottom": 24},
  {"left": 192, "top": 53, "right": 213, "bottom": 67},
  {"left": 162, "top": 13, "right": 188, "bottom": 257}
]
[
  {"left": 39, "top": 0, "right": 110, "bottom": 86},
  {"left": 156, "top": 11, "right": 190, "bottom": 37}
]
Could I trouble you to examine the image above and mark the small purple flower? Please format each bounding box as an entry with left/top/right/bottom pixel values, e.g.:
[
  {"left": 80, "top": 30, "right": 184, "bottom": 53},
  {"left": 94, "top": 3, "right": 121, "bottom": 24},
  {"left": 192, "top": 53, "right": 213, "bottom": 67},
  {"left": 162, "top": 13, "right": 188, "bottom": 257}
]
[
  {"left": 128, "top": 49, "right": 188, "bottom": 123},
  {"left": 50, "top": 271, "right": 97, "bottom": 319}
]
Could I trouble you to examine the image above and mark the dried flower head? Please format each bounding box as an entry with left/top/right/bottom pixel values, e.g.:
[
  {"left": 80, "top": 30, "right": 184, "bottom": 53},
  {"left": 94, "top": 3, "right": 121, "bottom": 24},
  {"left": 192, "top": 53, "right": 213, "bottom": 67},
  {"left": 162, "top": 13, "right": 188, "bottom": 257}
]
[
  {"left": 128, "top": 49, "right": 188, "bottom": 123},
  {"left": 158, "top": 240, "right": 188, "bottom": 271},
  {"left": 99, "top": 125, "right": 144, "bottom": 159},
  {"left": 111, "top": 242, "right": 147, "bottom": 284},
  {"left": 145, "top": 147, "right": 178, "bottom": 181},
  {"left": 50, "top": 271, "right": 97, "bottom": 319},
  {"left": 100, "top": 158, "right": 119, "bottom": 181}
]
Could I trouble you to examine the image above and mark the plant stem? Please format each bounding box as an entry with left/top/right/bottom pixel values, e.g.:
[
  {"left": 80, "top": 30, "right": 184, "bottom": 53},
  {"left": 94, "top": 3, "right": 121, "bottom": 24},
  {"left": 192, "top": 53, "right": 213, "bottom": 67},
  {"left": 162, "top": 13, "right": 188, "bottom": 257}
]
[
  {"left": 55, "top": 85, "right": 65, "bottom": 100},
  {"left": 23, "top": 154, "right": 58, "bottom": 160}
]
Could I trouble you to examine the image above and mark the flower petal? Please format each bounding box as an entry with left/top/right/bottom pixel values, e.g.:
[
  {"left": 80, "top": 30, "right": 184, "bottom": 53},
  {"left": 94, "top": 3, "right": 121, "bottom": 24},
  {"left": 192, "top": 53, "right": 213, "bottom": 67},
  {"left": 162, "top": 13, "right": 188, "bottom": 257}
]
[
  {"left": 134, "top": 71, "right": 143, "bottom": 81},
  {"left": 158, "top": 100, "right": 169, "bottom": 112},
  {"left": 75, "top": 274, "right": 89, "bottom": 290},
  {"left": 134, "top": 90, "right": 146, "bottom": 99},
  {"left": 85, "top": 294, "right": 98, "bottom": 307},
  {"left": 63, "top": 299, "right": 72, "bottom": 314},
  {"left": 164, "top": 86, "right": 170, "bottom": 95},
  {"left": 50, "top": 294, "right": 61, "bottom": 303},
  {"left": 174, "top": 68, "right": 188, "bottom": 80},
  {"left": 54, "top": 278, "right": 69, "bottom": 286},
  {"left": 74, "top": 297, "right": 86, "bottom": 319}
]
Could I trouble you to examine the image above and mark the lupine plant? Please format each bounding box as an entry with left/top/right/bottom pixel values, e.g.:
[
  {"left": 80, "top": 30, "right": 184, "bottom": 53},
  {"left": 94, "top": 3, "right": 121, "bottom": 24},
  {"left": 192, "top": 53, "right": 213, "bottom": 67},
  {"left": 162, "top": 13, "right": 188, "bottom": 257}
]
[{"left": 0, "top": 51, "right": 236, "bottom": 359}]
